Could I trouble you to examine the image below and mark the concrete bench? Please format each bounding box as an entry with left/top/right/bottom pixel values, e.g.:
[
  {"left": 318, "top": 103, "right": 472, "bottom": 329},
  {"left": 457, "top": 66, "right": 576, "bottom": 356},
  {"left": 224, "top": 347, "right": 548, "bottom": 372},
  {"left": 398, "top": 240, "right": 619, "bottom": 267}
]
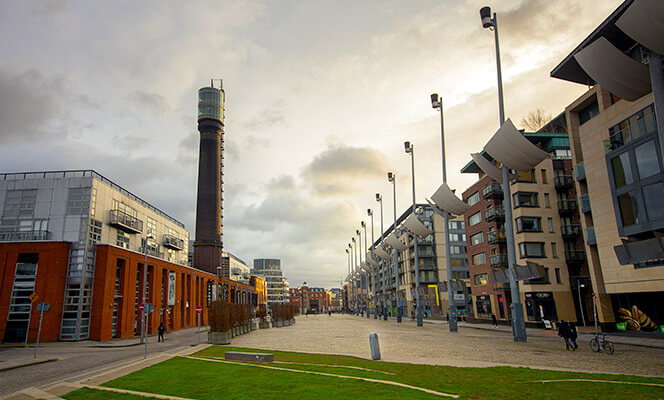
[{"left": 225, "top": 352, "right": 274, "bottom": 362}]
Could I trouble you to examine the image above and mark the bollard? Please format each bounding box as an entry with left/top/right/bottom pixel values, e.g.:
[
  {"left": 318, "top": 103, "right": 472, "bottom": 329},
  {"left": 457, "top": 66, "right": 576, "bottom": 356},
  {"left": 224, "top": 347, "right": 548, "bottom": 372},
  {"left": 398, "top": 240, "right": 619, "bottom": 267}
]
[{"left": 369, "top": 333, "right": 381, "bottom": 360}]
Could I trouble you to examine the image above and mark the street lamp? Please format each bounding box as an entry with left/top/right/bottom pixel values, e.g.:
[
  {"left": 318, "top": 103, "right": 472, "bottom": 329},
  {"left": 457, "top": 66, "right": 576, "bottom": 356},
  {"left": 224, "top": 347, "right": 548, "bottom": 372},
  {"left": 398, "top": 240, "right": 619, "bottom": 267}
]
[
  {"left": 356, "top": 228, "right": 363, "bottom": 316},
  {"left": 480, "top": 5, "right": 527, "bottom": 342},
  {"left": 141, "top": 233, "right": 155, "bottom": 345},
  {"left": 431, "top": 93, "right": 457, "bottom": 332},
  {"left": 578, "top": 282, "right": 586, "bottom": 326},
  {"left": 368, "top": 208, "right": 378, "bottom": 319},
  {"left": 387, "top": 171, "right": 402, "bottom": 323},
  {"left": 351, "top": 237, "right": 357, "bottom": 314},
  {"left": 362, "top": 221, "right": 369, "bottom": 319},
  {"left": 404, "top": 141, "right": 423, "bottom": 326},
  {"left": 376, "top": 192, "right": 388, "bottom": 320}
]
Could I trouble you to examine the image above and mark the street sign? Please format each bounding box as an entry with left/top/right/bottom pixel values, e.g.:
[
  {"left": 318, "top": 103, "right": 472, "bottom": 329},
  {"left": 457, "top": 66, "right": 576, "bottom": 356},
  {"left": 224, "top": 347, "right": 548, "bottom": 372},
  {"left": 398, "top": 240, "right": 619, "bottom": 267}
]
[
  {"left": 195, "top": 305, "right": 203, "bottom": 314},
  {"left": 34, "top": 302, "right": 50, "bottom": 359},
  {"left": 145, "top": 303, "right": 154, "bottom": 314},
  {"left": 36, "top": 302, "right": 50, "bottom": 312},
  {"left": 29, "top": 293, "right": 39, "bottom": 303}
]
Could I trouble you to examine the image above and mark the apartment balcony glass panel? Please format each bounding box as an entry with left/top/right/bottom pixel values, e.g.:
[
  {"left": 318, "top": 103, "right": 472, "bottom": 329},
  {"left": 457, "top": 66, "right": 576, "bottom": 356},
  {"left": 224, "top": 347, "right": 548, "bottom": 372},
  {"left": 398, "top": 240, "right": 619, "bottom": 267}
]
[
  {"left": 485, "top": 206, "right": 505, "bottom": 222},
  {"left": 575, "top": 162, "right": 586, "bottom": 181},
  {"left": 487, "top": 229, "right": 506, "bottom": 244},
  {"left": 554, "top": 175, "right": 574, "bottom": 191},
  {"left": 560, "top": 224, "right": 581, "bottom": 239},
  {"left": 579, "top": 194, "right": 591, "bottom": 213},
  {"left": 584, "top": 227, "right": 597, "bottom": 246},
  {"left": 482, "top": 183, "right": 504, "bottom": 200},
  {"left": 565, "top": 250, "right": 585, "bottom": 264},
  {"left": 163, "top": 234, "right": 184, "bottom": 250},
  {"left": 604, "top": 105, "right": 657, "bottom": 153},
  {"left": 109, "top": 209, "right": 143, "bottom": 233},
  {"left": 557, "top": 199, "right": 578, "bottom": 215},
  {"left": 489, "top": 254, "right": 508, "bottom": 269}
]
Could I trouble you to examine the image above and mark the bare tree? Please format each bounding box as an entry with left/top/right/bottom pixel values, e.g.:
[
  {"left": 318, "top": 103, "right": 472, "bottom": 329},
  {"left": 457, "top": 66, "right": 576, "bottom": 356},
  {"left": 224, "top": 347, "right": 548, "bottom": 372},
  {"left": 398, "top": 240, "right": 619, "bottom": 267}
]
[{"left": 520, "top": 108, "right": 553, "bottom": 131}]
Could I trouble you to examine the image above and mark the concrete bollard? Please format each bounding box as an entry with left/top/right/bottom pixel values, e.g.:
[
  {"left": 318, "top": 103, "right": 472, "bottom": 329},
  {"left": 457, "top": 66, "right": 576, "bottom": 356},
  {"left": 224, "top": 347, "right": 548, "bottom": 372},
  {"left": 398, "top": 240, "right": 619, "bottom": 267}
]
[{"left": 369, "top": 333, "right": 381, "bottom": 360}]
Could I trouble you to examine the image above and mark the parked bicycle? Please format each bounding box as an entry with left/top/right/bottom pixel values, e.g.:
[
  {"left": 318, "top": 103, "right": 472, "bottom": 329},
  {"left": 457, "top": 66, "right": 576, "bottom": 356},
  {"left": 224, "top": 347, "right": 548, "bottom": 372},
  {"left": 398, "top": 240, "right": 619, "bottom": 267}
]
[{"left": 590, "top": 334, "right": 615, "bottom": 354}]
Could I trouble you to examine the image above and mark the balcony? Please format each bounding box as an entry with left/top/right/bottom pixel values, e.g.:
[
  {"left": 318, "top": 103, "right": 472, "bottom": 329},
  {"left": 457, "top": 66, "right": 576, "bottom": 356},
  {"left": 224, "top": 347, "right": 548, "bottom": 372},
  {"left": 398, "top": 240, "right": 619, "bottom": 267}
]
[
  {"left": 485, "top": 206, "right": 505, "bottom": 222},
  {"left": 142, "top": 245, "right": 164, "bottom": 259},
  {"left": 603, "top": 109, "right": 657, "bottom": 153},
  {"left": 580, "top": 194, "right": 591, "bottom": 213},
  {"left": 554, "top": 175, "right": 574, "bottom": 191},
  {"left": 489, "top": 254, "right": 508, "bottom": 269},
  {"left": 163, "top": 234, "right": 184, "bottom": 250},
  {"left": 0, "top": 230, "right": 49, "bottom": 241},
  {"left": 493, "top": 283, "right": 510, "bottom": 292},
  {"left": 482, "top": 183, "right": 504, "bottom": 200},
  {"left": 487, "top": 229, "right": 506, "bottom": 245},
  {"left": 110, "top": 209, "right": 143, "bottom": 233},
  {"left": 557, "top": 199, "right": 578, "bottom": 215},
  {"left": 584, "top": 227, "right": 597, "bottom": 246},
  {"left": 561, "top": 224, "right": 581, "bottom": 239},
  {"left": 575, "top": 162, "right": 586, "bottom": 181},
  {"left": 565, "top": 250, "right": 585, "bottom": 264}
]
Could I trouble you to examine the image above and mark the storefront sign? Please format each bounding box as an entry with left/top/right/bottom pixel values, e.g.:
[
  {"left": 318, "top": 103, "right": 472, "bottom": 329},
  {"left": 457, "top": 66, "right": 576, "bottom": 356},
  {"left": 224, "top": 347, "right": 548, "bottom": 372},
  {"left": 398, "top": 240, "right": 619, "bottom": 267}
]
[
  {"left": 454, "top": 293, "right": 465, "bottom": 301},
  {"left": 167, "top": 272, "right": 176, "bottom": 305}
]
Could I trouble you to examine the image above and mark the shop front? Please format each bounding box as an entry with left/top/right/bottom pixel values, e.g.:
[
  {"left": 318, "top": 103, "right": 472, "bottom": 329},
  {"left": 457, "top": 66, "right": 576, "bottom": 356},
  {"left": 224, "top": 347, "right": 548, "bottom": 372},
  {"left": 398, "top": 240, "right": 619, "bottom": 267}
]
[
  {"left": 475, "top": 295, "right": 492, "bottom": 318},
  {"left": 525, "top": 292, "right": 557, "bottom": 322}
]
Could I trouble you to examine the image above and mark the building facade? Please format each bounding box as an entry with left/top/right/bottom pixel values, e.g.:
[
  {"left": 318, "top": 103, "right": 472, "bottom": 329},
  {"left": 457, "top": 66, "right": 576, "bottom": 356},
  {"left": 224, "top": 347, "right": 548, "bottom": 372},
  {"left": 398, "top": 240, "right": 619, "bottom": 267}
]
[{"left": 252, "top": 258, "right": 287, "bottom": 308}]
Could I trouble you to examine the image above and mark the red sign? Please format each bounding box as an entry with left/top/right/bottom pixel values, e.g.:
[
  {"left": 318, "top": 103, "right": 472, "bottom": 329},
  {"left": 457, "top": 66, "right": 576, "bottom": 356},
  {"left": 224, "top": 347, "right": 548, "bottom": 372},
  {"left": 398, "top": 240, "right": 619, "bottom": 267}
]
[{"left": 195, "top": 305, "right": 203, "bottom": 314}]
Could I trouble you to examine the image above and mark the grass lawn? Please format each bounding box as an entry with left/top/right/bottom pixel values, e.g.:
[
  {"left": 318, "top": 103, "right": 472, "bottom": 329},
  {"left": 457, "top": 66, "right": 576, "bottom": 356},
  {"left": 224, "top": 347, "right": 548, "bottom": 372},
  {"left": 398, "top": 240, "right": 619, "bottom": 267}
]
[{"left": 62, "top": 346, "right": 664, "bottom": 400}]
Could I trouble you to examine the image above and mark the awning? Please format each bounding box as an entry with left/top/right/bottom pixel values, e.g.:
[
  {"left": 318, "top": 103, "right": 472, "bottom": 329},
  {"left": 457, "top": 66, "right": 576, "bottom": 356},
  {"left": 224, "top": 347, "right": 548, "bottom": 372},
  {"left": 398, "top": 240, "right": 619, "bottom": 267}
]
[
  {"left": 574, "top": 37, "right": 651, "bottom": 101},
  {"left": 437, "top": 280, "right": 466, "bottom": 292},
  {"left": 616, "top": 0, "right": 664, "bottom": 56},
  {"left": 491, "top": 262, "right": 546, "bottom": 283},
  {"left": 374, "top": 246, "right": 392, "bottom": 261},
  {"left": 386, "top": 231, "right": 408, "bottom": 251},
  {"left": 366, "top": 252, "right": 380, "bottom": 267},
  {"left": 614, "top": 235, "right": 664, "bottom": 266},
  {"left": 402, "top": 213, "right": 433, "bottom": 237},
  {"left": 484, "top": 119, "right": 550, "bottom": 172},
  {"left": 428, "top": 182, "right": 471, "bottom": 216}
]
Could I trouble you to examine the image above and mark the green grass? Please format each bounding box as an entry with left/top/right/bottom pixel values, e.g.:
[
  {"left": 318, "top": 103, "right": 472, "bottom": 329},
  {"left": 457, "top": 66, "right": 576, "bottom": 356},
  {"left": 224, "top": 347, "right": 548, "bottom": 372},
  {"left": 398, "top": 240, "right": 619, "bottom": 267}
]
[{"left": 63, "top": 346, "right": 664, "bottom": 400}]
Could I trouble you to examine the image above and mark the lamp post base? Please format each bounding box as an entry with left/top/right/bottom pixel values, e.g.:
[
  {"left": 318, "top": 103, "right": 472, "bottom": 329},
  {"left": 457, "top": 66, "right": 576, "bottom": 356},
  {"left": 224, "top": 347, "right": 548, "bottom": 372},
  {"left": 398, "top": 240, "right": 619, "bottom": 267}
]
[
  {"left": 511, "top": 304, "right": 528, "bottom": 342},
  {"left": 448, "top": 305, "right": 458, "bottom": 332}
]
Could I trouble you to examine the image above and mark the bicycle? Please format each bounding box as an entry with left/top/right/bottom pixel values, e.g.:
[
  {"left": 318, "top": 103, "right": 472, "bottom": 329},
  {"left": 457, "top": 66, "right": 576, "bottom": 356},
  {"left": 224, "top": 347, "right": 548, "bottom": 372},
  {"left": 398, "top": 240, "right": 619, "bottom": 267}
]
[{"left": 589, "top": 334, "right": 615, "bottom": 354}]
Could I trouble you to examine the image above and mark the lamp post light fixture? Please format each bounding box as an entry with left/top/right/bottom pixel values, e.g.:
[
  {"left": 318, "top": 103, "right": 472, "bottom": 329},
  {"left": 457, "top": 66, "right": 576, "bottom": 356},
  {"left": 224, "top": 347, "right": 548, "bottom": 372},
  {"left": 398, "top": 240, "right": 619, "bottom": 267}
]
[
  {"left": 368, "top": 208, "right": 378, "bottom": 319},
  {"left": 404, "top": 141, "right": 423, "bottom": 327},
  {"left": 578, "top": 282, "right": 586, "bottom": 327},
  {"left": 387, "top": 171, "right": 402, "bottom": 323},
  {"left": 376, "top": 192, "right": 388, "bottom": 320},
  {"left": 480, "top": 5, "right": 527, "bottom": 342},
  {"left": 141, "top": 233, "right": 155, "bottom": 344},
  {"left": 431, "top": 93, "right": 458, "bottom": 332}
]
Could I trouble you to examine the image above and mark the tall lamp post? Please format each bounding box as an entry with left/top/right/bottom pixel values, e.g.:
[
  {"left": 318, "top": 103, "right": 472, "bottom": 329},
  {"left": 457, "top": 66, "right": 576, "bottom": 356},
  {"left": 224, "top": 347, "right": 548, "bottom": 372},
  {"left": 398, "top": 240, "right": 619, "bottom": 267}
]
[
  {"left": 346, "top": 247, "right": 350, "bottom": 313},
  {"left": 368, "top": 208, "right": 378, "bottom": 319},
  {"left": 404, "top": 141, "right": 423, "bottom": 326},
  {"left": 480, "top": 6, "right": 527, "bottom": 342},
  {"left": 376, "top": 193, "right": 388, "bottom": 320},
  {"left": 141, "top": 233, "right": 154, "bottom": 344},
  {"left": 351, "top": 237, "right": 357, "bottom": 314},
  {"left": 431, "top": 93, "right": 458, "bottom": 332},
  {"left": 362, "top": 221, "right": 370, "bottom": 319},
  {"left": 356, "top": 228, "right": 363, "bottom": 316},
  {"left": 387, "top": 172, "right": 402, "bottom": 323}
]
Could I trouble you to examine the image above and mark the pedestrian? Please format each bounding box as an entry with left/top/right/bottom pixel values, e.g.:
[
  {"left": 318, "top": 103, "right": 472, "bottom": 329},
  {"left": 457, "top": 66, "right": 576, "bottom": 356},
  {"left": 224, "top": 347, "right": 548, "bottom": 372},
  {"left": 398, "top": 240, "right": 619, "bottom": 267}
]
[
  {"left": 491, "top": 314, "right": 498, "bottom": 328},
  {"left": 328, "top": 310, "right": 331, "bottom": 316},
  {"left": 557, "top": 320, "right": 572, "bottom": 350},
  {"left": 568, "top": 321, "right": 579, "bottom": 350},
  {"left": 157, "top": 322, "right": 166, "bottom": 343},
  {"left": 411, "top": 309, "right": 415, "bottom": 320}
]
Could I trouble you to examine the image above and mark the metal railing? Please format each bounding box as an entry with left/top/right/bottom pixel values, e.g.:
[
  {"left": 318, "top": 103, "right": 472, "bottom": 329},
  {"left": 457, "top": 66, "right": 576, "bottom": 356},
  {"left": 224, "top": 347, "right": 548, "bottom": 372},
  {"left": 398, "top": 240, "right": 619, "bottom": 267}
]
[
  {"left": 482, "top": 183, "right": 504, "bottom": 199},
  {"left": 485, "top": 206, "right": 505, "bottom": 221},
  {"left": 561, "top": 224, "right": 581, "bottom": 238},
  {"left": 557, "top": 199, "right": 578, "bottom": 214},
  {"left": 575, "top": 162, "right": 586, "bottom": 181},
  {"left": 163, "top": 234, "right": 185, "bottom": 250},
  {"left": 110, "top": 209, "right": 143, "bottom": 233},
  {"left": 489, "top": 254, "right": 508, "bottom": 268},
  {"left": 554, "top": 175, "right": 574, "bottom": 190},
  {"left": 580, "top": 194, "right": 591, "bottom": 213},
  {"left": 565, "top": 250, "right": 585, "bottom": 263},
  {"left": 0, "top": 230, "right": 49, "bottom": 241},
  {"left": 487, "top": 230, "right": 506, "bottom": 244},
  {"left": 584, "top": 227, "right": 597, "bottom": 246}
]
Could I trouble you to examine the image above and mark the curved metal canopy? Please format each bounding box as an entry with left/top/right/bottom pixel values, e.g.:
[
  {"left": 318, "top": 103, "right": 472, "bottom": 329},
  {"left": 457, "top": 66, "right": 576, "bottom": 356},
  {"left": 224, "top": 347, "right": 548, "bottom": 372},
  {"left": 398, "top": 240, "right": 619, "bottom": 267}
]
[
  {"left": 484, "top": 119, "right": 550, "bottom": 171},
  {"left": 366, "top": 252, "right": 380, "bottom": 267},
  {"left": 386, "top": 231, "right": 409, "bottom": 251},
  {"left": 429, "top": 182, "right": 471, "bottom": 216},
  {"left": 616, "top": 0, "right": 664, "bottom": 56},
  {"left": 402, "top": 213, "right": 433, "bottom": 237},
  {"left": 574, "top": 37, "right": 651, "bottom": 101},
  {"left": 360, "top": 262, "right": 371, "bottom": 272},
  {"left": 470, "top": 153, "right": 516, "bottom": 183},
  {"left": 374, "top": 246, "right": 391, "bottom": 261}
]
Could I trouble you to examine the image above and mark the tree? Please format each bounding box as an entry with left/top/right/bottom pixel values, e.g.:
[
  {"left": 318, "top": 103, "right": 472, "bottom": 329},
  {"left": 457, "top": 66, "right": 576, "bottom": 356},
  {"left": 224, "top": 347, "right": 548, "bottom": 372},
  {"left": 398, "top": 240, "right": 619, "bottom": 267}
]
[{"left": 520, "top": 108, "right": 553, "bottom": 131}]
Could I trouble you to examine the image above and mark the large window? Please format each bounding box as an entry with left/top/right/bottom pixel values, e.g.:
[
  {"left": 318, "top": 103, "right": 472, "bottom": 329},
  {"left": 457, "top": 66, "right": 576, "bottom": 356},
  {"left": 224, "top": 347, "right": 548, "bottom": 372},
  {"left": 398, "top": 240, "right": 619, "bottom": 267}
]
[
  {"left": 515, "top": 216, "right": 542, "bottom": 233},
  {"left": 516, "top": 169, "right": 536, "bottom": 182},
  {"left": 4, "top": 253, "right": 38, "bottom": 343},
  {"left": 468, "top": 212, "right": 482, "bottom": 226},
  {"left": 513, "top": 192, "right": 538, "bottom": 208},
  {"left": 2, "top": 189, "right": 37, "bottom": 218},
  {"left": 474, "top": 273, "right": 488, "bottom": 286},
  {"left": 67, "top": 188, "right": 90, "bottom": 215},
  {"left": 467, "top": 192, "right": 480, "bottom": 206},
  {"left": 518, "top": 242, "right": 545, "bottom": 258},
  {"left": 470, "top": 232, "right": 484, "bottom": 246},
  {"left": 472, "top": 252, "right": 486, "bottom": 265}
]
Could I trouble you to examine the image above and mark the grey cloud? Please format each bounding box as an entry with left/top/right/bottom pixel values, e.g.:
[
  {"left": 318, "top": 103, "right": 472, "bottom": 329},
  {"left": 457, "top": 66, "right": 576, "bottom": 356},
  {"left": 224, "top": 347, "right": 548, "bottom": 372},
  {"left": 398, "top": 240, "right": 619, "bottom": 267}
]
[
  {"left": 125, "top": 91, "right": 171, "bottom": 116},
  {"left": 243, "top": 99, "right": 287, "bottom": 130}
]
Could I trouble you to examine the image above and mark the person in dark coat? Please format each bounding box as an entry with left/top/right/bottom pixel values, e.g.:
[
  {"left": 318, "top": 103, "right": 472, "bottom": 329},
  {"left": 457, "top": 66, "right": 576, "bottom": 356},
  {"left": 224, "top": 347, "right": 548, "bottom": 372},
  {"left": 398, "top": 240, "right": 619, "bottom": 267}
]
[
  {"left": 568, "top": 321, "right": 579, "bottom": 350},
  {"left": 491, "top": 314, "right": 498, "bottom": 328},
  {"left": 157, "top": 323, "right": 166, "bottom": 343},
  {"left": 557, "top": 320, "right": 572, "bottom": 350}
]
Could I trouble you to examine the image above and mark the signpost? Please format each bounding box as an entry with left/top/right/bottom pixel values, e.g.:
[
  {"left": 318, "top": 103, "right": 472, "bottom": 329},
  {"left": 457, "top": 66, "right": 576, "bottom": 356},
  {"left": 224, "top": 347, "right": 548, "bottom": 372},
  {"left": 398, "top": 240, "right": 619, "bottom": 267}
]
[
  {"left": 144, "top": 303, "right": 154, "bottom": 359},
  {"left": 34, "top": 302, "right": 49, "bottom": 359},
  {"left": 196, "top": 306, "right": 202, "bottom": 344}
]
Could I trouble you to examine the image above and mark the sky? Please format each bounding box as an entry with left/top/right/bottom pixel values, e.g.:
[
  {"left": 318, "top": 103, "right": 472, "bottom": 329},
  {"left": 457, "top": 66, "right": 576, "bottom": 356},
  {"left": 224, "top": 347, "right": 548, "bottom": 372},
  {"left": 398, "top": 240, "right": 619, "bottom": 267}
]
[{"left": 0, "top": 0, "right": 623, "bottom": 288}]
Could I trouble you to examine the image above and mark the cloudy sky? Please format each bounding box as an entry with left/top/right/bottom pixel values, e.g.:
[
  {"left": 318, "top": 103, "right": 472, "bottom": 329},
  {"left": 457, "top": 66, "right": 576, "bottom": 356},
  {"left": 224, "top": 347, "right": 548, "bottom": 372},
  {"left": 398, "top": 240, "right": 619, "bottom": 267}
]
[{"left": 0, "top": 0, "right": 622, "bottom": 287}]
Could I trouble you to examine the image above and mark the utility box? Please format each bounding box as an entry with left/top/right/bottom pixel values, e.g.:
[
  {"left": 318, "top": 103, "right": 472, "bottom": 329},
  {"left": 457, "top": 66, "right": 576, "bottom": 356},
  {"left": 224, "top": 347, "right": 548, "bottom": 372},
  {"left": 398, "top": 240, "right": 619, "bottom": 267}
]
[{"left": 369, "top": 333, "right": 381, "bottom": 360}]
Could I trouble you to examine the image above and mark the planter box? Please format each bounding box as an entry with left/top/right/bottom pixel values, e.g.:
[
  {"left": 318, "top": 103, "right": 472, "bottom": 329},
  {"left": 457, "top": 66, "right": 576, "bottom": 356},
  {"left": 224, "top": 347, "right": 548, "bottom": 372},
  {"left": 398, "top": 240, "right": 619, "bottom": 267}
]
[
  {"left": 259, "top": 321, "right": 270, "bottom": 329},
  {"left": 208, "top": 331, "right": 231, "bottom": 345}
]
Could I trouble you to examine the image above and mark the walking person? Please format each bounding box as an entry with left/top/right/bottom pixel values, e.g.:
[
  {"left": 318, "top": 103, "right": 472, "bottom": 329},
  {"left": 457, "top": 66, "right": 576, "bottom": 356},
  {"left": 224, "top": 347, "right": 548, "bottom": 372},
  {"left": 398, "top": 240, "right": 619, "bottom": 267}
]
[
  {"left": 568, "top": 321, "right": 579, "bottom": 350},
  {"left": 157, "top": 322, "right": 166, "bottom": 343},
  {"left": 557, "top": 320, "right": 572, "bottom": 350},
  {"left": 491, "top": 314, "right": 498, "bottom": 328}
]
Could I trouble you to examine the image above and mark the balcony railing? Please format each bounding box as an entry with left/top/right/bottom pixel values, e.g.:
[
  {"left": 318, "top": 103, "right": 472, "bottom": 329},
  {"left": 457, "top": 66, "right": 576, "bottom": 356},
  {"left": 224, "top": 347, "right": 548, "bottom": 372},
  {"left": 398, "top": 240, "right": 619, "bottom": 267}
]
[
  {"left": 603, "top": 109, "right": 657, "bottom": 153},
  {"left": 584, "top": 227, "right": 597, "bottom": 246},
  {"left": 554, "top": 175, "right": 574, "bottom": 191},
  {"left": 575, "top": 162, "right": 586, "bottom": 181},
  {"left": 580, "top": 194, "right": 591, "bottom": 213},
  {"left": 565, "top": 250, "right": 585, "bottom": 264},
  {"left": 0, "top": 230, "right": 49, "bottom": 241},
  {"left": 482, "top": 183, "right": 504, "bottom": 199},
  {"left": 487, "top": 230, "right": 506, "bottom": 244},
  {"left": 485, "top": 206, "right": 505, "bottom": 222},
  {"left": 110, "top": 209, "right": 143, "bottom": 233},
  {"left": 489, "top": 254, "right": 508, "bottom": 269},
  {"left": 561, "top": 224, "right": 581, "bottom": 239},
  {"left": 557, "top": 199, "right": 578, "bottom": 214},
  {"left": 163, "top": 234, "right": 184, "bottom": 250}
]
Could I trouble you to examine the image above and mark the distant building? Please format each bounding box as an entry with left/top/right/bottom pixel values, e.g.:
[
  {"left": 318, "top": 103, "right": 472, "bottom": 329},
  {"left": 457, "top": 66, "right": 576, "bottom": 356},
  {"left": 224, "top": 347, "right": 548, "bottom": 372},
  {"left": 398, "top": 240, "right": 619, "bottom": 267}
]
[
  {"left": 252, "top": 258, "right": 286, "bottom": 307},
  {"left": 222, "top": 251, "right": 250, "bottom": 283}
]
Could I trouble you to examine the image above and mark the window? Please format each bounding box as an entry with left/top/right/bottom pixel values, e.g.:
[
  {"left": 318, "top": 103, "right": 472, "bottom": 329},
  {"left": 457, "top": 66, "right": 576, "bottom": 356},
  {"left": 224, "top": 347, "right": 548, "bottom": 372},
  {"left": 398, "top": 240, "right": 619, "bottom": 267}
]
[
  {"left": 147, "top": 217, "right": 157, "bottom": 237},
  {"left": 548, "top": 218, "right": 554, "bottom": 233},
  {"left": 467, "top": 192, "right": 480, "bottom": 207},
  {"left": 468, "top": 212, "right": 482, "bottom": 226},
  {"left": 643, "top": 183, "right": 664, "bottom": 220},
  {"left": 578, "top": 99, "right": 599, "bottom": 124},
  {"left": 513, "top": 192, "right": 538, "bottom": 208},
  {"left": 634, "top": 141, "right": 660, "bottom": 179},
  {"left": 544, "top": 193, "right": 551, "bottom": 208},
  {"left": 474, "top": 273, "right": 488, "bottom": 286},
  {"left": 116, "top": 231, "right": 130, "bottom": 249},
  {"left": 518, "top": 242, "right": 545, "bottom": 258},
  {"left": 67, "top": 188, "right": 90, "bottom": 215},
  {"left": 516, "top": 169, "right": 536, "bottom": 182},
  {"left": 88, "top": 219, "right": 102, "bottom": 246},
  {"left": 470, "top": 232, "right": 484, "bottom": 246},
  {"left": 617, "top": 191, "right": 639, "bottom": 226},
  {"left": 515, "top": 217, "right": 541, "bottom": 233},
  {"left": 541, "top": 169, "right": 548, "bottom": 184},
  {"left": 3, "top": 189, "right": 37, "bottom": 218},
  {"left": 612, "top": 152, "right": 634, "bottom": 188},
  {"left": 453, "top": 271, "right": 469, "bottom": 280},
  {"left": 555, "top": 268, "right": 561, "bottom": 284},
  {"left": 450, "top": 246, "right": 464, "bottom": 255},
  {"left": 472, "top": 252, "right": 486, "bottom": 265},
  {"left": 448, "top": 221, "right": 458, "bottom": 230},
  {"left": 551, "top": 242, "right": 558, "bottom": 258}
]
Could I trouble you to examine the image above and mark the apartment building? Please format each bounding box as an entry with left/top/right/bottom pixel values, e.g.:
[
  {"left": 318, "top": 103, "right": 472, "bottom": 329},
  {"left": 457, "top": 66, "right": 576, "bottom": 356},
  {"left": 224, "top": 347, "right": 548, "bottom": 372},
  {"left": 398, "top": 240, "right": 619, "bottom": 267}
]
[{"left": 252, "top": 258, "right": 287, "bottom": 308}]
